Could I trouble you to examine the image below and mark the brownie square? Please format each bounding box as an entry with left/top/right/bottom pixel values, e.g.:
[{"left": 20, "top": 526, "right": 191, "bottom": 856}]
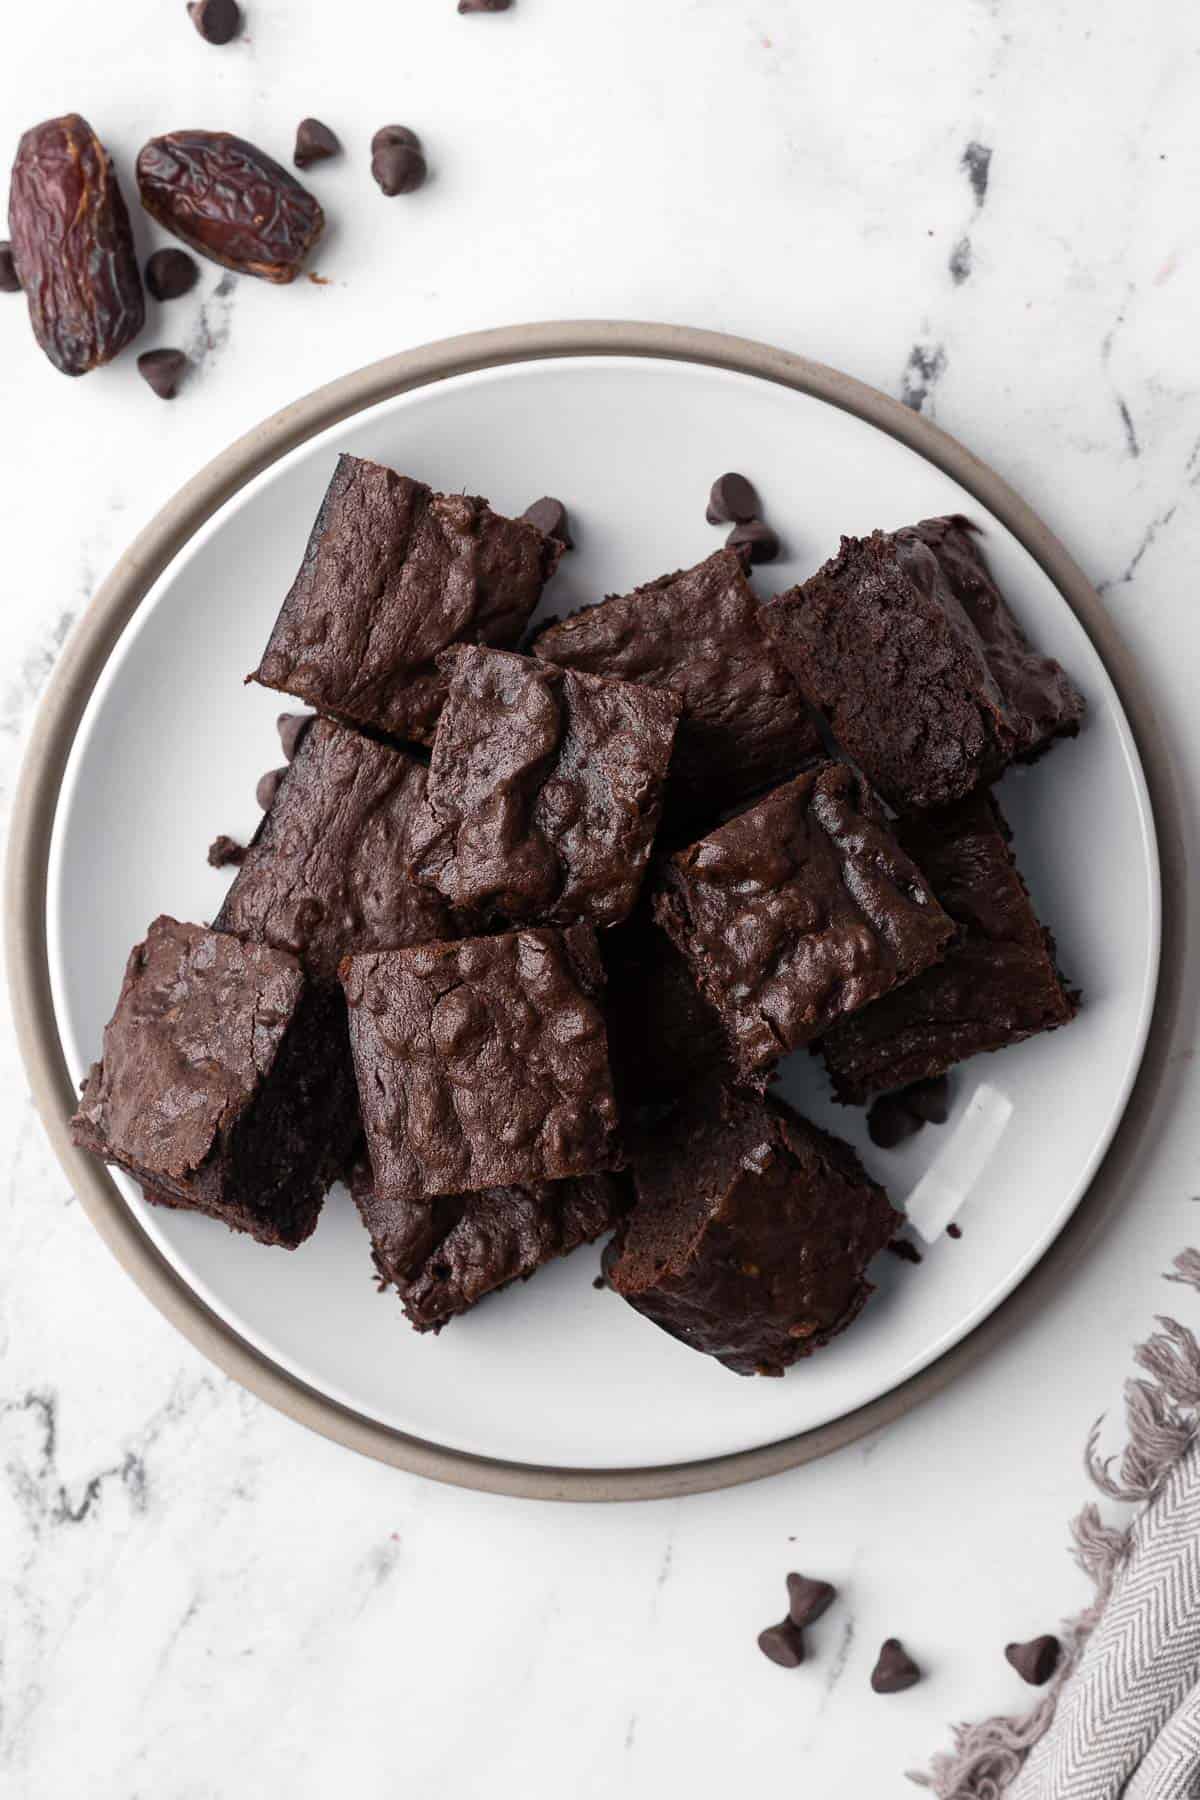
[
  {"left": 532, "top": 548, "right": 819, "bottom": 822},
  {"left": 341, "top": 925, "right": 622, "bottom": 1200},
  {"left": 251, "top": 455, "right": 562, "bottom": 744},
  {"left": 215, "top": 716, "right": 457, "bottom": 986},
  {"left": 766, "top": 515, "right": 1085, "bottom": 813},
  {"left": 350, "top": 1163, "right": 631, "bottom": 1332},
  {"left": 71, "top": 918, "right": 357, "bottom": 1247},
  {"left": 408, "top": 645, "right": 681, "bottom": 930},
  {"left": 654, "top": 762, "right": 955, "bottom": 1080},
  {"left": 604, "top": 1082, "right": 899, "bottom": 1376},
  {"left": 820, "top": 792, "right": 1079, "bottom": 1100}
]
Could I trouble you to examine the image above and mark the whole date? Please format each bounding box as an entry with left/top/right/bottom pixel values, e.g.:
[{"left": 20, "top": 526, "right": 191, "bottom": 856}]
[
  {"left": 8, "top": 114, "right": 145, "bottom": 377},
  {"left": 137, "top": 132, "right": 325, "bottom": 284}
]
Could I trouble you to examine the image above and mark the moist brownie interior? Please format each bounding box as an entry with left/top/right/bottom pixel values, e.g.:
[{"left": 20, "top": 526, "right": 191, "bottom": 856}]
[
  {"left": 351, "top": 1164, "right": 631, "bottom": 1331},
  {"left": 604, "top": 1082, "right": 899, "bottom": 1376}
]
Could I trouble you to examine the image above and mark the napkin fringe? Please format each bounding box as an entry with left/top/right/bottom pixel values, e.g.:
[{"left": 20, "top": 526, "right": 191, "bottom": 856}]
[{"left": 910, "top": 1251, "right": 1200, "bottom": 1799}]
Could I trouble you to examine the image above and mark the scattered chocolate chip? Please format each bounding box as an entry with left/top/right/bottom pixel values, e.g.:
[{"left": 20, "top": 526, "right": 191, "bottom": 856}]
[
  {"left": 726, "top": 518, "right": 780, "bottom": 565},
  {"left": 521, "top": 496, "right": 573, "bottom": 549},
  {"left": 145, "top": 248, "right": 199, "bottom": 302},
  {"left": 207, "top": 834, "right": 246, "bottom": 868},
  {"left": 277, "top": 712, "right": 315, "bottom": 761},
  {"left": 137, "top": 348, "right": 188, "bottom": 399},
  {"left": 256, "top": 766, "right": 287, "bottom": 810},
  {"left": 0, "top": 243, "right": 21, "bottom": 293},
  {"left": 786, "top": 1573, "right": 836, "bottom": 1629},
  {"left": 868, "top": 1094, "right": 923, "bottom": 1149},
  {"left": 371, "top": 127, "right": 427, "bottom": 196},
  {"left": 904, "top": 1074, "right": 951, "bottom": 1124},
  {"left": 459, "top": 0, "right": 512, "bottom": 9},
  {"left": 1005, "top": 1635, "right": 1060, "bottom": 1686},
  {"left": 947, "top": 1221, "right": 963, "bottom": 1239},
  {"left": 187, "top": 0, "right": 242, "bottom": 43},
  {"left": 886, "top": 1237, "right": 923, "bottom": 1265},
  {"left": 758, "top": 1619, "right": 806, "bottom": 1668},
  {"left": 294, "top": 119, "right": 340, "bottom": 171},
  {"left": 706, "top": 471, "right": 760, "bottom": 526},
  {"left": 592, "top": 1275, "right": 605, "bottom": 1290},
  {"left": 871, "top": 1638, "right": 921, "bottom": 1694}
]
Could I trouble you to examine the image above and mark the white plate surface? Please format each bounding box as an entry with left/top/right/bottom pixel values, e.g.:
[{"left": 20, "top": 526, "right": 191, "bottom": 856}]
[{"left": 48, "top": 356, "right": 1159, "bottom": 1470}]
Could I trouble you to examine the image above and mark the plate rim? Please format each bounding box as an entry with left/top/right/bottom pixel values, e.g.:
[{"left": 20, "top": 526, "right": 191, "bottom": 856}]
[{"left": 7, "top": 319, "right": 1184, "bottom": 1502}]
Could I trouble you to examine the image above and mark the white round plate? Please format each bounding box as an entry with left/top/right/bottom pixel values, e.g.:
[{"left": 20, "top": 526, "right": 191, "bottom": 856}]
[{"left": 47, "top": 353, "right": 1159, "bottom": 1471}]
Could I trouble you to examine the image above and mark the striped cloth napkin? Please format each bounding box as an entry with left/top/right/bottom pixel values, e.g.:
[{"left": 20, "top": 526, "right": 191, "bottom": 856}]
[{"left": 915, "top": 1251, "right": 1200, "bottom": 1800}]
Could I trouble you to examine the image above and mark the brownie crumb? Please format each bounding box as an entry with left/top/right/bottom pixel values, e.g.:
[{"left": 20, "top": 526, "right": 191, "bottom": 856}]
[
  {"left": 947, "top": 1221, "right": 963, "bottom": 1239},
  {"left": 207, "top": 834, "right": 246, "bottom": 868},
  {"left": 592, "top": 1275, "right": 605, "bottom": 1290},
  {"left": 886, "top": 1237, "right": 923, "bottom": 1265}
]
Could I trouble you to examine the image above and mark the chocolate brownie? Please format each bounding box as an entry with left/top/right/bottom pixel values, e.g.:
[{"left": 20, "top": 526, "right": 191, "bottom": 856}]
[
  {"left": 214, "top": 716, "right": 456, "bottom": 986},
  {"left": 408, "top": 645, "right": 681, "bottom": 930},
  {"left": 820, "top": 792, "right": 1079, "bottom": 1100},
  {"left": 251, "top": 455, "right": 562, "bottom": 744},
  {"left": 350, "top": 1162, "right": 631, "bottom": 1331},
  {"left": 341, "top": 925, "right": 622, "bottom": 1200},
  {"left": 653, "top": 762, "right": 955, "bottom": 1080},
  {"left": 531, "top": 549, "right": 819, "bottom": 821},
  {"left": 766, "top": 516, "right": 1085, "bottom": 812},
  {"left": 599, "top": 895, "right": 731, "bottom": 1107},
  {"left": 603, "top": 1083, "right": 898, "bottom": 1375},
  {"left": 71, "top": 918, "right": 357, "bottom": 1247}
]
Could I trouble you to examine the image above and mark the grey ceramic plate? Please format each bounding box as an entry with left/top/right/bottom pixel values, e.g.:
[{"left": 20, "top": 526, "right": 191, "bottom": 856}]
[{"left": 6, "top": 323, "right": 1184, "bottom": 1500}]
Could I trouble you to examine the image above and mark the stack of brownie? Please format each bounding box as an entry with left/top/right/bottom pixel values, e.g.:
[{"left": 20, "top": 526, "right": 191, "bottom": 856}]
[{"left": 72, "top": 456, "right": 1084, "bottom": 1379}]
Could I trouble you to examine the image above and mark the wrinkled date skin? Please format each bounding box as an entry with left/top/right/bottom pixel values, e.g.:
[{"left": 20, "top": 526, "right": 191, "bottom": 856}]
[
  {"left": 8, "top": 114, "right": 145, "bottom": 377},
  {"left": 137, "top": 132, "right": 325, "bottom": 284}
]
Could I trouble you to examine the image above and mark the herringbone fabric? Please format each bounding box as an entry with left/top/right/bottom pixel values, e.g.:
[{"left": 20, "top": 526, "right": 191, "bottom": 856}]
[
  {"left": 1011, "top": 1448, "right": 1200, "bottom": 1799},
  {"left": 916, "top": 1255, "right": 1200, "bottom": 1800}
]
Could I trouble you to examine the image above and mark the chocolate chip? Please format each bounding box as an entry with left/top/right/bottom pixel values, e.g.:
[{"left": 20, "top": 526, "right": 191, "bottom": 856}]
[
  {"left": 187, "top": 0, "right": 242, "bottom": 43},
  {"left": 459, "top": 0, "right": 512, "bottom": 9},
  {"left": 786, "top": 1573, "right": 836, "bottom": 1629},
  {"left": 137, "top": 349, "right": 188, "bottom": 399},
  {"left": 868, "top": 1094, "right": 922, "bottom": 1149},
  {"left": 706, "top": 471, "right": 760, "bottom": 526},
  {"left": 0, "top": 243, "right": 21, "bottom": 293},
  {"left": 947, "top": 1221, "right": 963, "bottom": 1239},
  {"left": 277, "top": 712, "right": 315, "bottom": 761},
  {"left": 1005, "top": 1635, "right": 1060, "bottom": 1686},
  {"left": 871, "top": 1638, "right": 921, "bottom": 1694},
  {"left": 904, "top": 1075, "right": 951, "bottom": 1124},
  {"left": 521, "top": 496, "right": 573, "bottom": 549},
  {"left": 727, "top": 519, "right": 780, "bottom": 565},
  {"left": 145, "top": 249, "right": 199, "bottom": 302},
  {"left": 758, "top": 1619, "right": 806, "bottom": 1668},
  {"left": 256, "top": 766, "right": 287, "bottom": 811},
  {"left": 207, "top": 834, "right": 246, "bottom": 868},
  {"left": 371, "top": 127, "right": 427, "bottom": 196},
  {"left": 886, "top": 1236, "right": 923, "bottom": 1264},
  {"left": 592, "top": 1274, "right": 605, "bottom": 1290},
  {"left": 294, "top": 119, "right": 341, "bottom": 171}
]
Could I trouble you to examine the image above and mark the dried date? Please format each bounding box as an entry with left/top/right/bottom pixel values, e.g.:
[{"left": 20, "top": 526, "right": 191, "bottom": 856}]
[
  {"left": 136, "top": 132, "right": 325, "bottom": 284},
  {"left": 7, "top": 113, "right": 145, "bottom": 376}
]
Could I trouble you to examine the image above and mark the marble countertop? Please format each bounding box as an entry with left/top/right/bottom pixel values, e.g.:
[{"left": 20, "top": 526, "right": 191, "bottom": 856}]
[{"left": 3, "top": 2, "right": 1199, "bottom": 1794}]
